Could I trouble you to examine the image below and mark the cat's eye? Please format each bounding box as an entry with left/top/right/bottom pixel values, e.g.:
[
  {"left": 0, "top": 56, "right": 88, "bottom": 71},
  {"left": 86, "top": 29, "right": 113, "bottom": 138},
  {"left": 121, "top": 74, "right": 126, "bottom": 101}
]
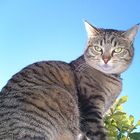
[
  {"left": 114, "top": 47, "right": 123, "bottom": 53},
  {"left": 94, "top": 46, "right": 102, "bottom": 52}
]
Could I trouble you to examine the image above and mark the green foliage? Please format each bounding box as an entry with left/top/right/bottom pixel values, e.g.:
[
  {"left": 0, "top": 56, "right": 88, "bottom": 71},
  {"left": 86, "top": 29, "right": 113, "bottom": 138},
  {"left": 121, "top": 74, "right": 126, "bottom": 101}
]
[{"left": 104, "top": 96, "right": 140, "bottom": 140}]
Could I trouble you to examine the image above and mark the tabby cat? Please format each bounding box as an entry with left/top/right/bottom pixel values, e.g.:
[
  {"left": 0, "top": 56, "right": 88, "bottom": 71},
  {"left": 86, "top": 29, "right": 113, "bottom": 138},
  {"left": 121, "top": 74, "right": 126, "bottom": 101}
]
[{"left": 0, "top": 21, "right": 139, "bottom": 140}]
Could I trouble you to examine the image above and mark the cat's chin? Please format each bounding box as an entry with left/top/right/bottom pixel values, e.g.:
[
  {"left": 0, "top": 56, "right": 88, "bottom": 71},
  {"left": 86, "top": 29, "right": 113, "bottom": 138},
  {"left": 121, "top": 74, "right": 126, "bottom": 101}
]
[
  {"left": 96, "top": 64, "right": 117, "bottom": 74},
  {"left": 86, "top": 61, "right": 116, "bottom": 74},
  {"left": 85, "top": 59, "right": 122, "bottom": 74}
]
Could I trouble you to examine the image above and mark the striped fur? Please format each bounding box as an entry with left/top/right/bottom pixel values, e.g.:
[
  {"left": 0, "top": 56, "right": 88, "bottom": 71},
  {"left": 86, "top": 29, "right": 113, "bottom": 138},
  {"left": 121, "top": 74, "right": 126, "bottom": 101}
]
[
  {"left": 70, "top": 56, "right": 122, "bottom": 140},
  {"left": 0, "top": 62, "right": 80, "bottom": 140},
  {"left": 0, "top": 21, "right": 139, "bottom": 140}
]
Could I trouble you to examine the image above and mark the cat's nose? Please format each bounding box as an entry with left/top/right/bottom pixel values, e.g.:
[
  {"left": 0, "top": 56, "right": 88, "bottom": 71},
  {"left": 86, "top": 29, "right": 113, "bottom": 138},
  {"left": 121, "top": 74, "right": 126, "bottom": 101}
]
[{"left": 102, "top": 55, "right": 111, "bottom": 64}]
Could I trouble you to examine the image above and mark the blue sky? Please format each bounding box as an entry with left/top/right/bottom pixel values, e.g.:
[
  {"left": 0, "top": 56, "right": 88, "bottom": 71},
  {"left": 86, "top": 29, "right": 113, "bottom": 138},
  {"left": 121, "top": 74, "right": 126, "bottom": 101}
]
[{"left": 0, "top": 0, "right": 140, "bottom": 129}]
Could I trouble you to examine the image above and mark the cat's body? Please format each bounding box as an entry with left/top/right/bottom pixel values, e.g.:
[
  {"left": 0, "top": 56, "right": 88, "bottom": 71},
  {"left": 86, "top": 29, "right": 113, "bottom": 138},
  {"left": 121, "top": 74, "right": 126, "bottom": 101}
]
[
  {"left": 0, "top": 56, "right": 121, "bottom": 140},
  {"left": 0, "top": 61, "right": 80, "bottom": 140},
  {"left": 0, "top": 21, "right": 139, "bottom": 140}
]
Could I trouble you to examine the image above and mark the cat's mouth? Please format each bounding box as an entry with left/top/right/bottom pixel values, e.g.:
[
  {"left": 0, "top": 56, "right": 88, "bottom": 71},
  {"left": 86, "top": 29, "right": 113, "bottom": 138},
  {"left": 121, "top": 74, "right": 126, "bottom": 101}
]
[{"left": 99, "top": 64, "right": 113, "bottom": 72}]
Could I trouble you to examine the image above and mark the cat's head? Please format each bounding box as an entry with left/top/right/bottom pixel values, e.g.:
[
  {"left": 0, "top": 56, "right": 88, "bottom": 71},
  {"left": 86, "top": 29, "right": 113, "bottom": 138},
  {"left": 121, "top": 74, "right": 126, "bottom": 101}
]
[{"left": 84, "top": 21, "right": 139, "bottom": 74}]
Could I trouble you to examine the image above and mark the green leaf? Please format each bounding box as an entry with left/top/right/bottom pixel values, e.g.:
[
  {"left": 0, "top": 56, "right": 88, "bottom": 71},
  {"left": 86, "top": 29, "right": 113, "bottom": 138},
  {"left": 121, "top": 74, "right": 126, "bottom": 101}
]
[
  {"left": 114, "top": 111, "right": 126, "bottom": 116},
  {"left": 115, "top": 105, "right": 123, "bottom": 111},
  {"left": 117, "top": 96, "right": 128, "bottom": 106},
  {"left": 136, "top": 120, "right": 140, "bottom": 127},
  {"left": 129, "top": 115, "right": 134, "bottom": 125},
  {"left": 104, "top": 96, "right": 140, "bottom": 140},
  {"left": 129, "top": 132, "right": 140, "bottom": 140}
]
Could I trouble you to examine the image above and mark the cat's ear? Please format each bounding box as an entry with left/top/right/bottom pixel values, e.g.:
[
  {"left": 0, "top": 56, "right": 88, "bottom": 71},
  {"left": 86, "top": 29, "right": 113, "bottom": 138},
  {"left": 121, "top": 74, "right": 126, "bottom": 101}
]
[
  {"left": 84, "top": 20, "right": 99, "bottom": 38},
  {"left": 123, "top": 24, "right": 139, "bottom": 42}
]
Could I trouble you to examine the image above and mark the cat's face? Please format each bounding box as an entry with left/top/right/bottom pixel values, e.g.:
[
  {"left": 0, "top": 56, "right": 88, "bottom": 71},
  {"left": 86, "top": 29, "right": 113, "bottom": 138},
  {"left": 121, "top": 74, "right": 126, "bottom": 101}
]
[{"left": 84, "top": 21, "right": 139, "bottom": 74}]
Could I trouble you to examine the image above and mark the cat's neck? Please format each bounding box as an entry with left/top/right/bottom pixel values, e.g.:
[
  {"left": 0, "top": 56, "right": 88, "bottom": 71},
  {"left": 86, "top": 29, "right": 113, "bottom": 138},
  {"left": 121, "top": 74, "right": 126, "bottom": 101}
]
[
  {"left": 70, "top": 55, "right": 86, "bottom": 72},
  {"left": 70, "top": 55, "right": 121, "bottom": 79},
  {"left": 70, "top": 55, "right": 122, "bottom": 113}
]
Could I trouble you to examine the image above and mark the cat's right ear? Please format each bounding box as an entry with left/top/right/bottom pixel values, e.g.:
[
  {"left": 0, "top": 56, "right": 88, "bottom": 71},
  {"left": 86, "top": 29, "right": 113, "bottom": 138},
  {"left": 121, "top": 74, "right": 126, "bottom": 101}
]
[
  {"left": 84, "top": 20, "right": 99, "bottom": 38},
  {"left": 123, "top": 23, "right": 139, "bottom": 43}
]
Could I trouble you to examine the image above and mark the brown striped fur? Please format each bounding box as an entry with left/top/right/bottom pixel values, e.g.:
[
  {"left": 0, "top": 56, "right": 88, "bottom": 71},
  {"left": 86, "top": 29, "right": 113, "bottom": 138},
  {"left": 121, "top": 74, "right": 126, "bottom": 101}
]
[
  {"left": 0, "top": 62, "right": 80, "bottom": 140},
  {"left": 0, "top": 21, "right": 139, "bottom": 140}
]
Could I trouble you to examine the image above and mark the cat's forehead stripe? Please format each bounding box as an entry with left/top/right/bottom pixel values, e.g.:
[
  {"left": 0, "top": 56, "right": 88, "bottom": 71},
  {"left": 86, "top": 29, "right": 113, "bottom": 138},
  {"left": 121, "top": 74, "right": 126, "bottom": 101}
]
[
  {"left": 92, "top": 32, "right": 126, "bottom": 47},
  {"left": 100, "top": 40, "right": 103, "bottom": 46},
  {"left": 110, "top": 36, "right": 115, "bottom": 44},
  {"left": 94, "top": 34, "right": 118, "bottom": 46}
]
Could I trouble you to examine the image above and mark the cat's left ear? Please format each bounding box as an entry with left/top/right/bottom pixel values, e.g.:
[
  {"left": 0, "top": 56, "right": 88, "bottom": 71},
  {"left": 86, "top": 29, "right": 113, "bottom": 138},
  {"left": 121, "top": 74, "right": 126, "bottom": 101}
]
[
  {"left": 123, "top": 24, "right": 139, "bottom": 42},
  {"left": 84, "top": 20, "right": 99, "bottom": 38}
]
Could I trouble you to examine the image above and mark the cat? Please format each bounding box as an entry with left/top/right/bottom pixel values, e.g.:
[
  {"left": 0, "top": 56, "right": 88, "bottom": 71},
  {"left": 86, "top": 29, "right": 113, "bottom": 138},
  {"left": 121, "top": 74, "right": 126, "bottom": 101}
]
[{"left": 0, "top": 20, "right": 139, "bottom": 140}]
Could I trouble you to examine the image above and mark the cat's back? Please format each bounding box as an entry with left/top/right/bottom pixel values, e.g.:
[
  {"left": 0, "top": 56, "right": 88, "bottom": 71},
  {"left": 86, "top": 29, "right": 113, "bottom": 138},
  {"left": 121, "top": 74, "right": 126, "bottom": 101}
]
[
  {"left": 0, "top": 61, "right": 80, "bottom": 140},
  {"left": 2, "top": 61, "right": 76, "bottom": 94}
]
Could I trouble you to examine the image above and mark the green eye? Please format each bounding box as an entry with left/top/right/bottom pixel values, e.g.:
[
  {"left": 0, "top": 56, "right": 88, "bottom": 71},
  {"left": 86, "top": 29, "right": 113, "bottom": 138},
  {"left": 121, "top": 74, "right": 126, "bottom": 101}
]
[
  {"left": 114, "top": 47, "right": 123, "bottom": 53},
  {"left": 94, "top": 46, "right": 102, "bottom": 52}
]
